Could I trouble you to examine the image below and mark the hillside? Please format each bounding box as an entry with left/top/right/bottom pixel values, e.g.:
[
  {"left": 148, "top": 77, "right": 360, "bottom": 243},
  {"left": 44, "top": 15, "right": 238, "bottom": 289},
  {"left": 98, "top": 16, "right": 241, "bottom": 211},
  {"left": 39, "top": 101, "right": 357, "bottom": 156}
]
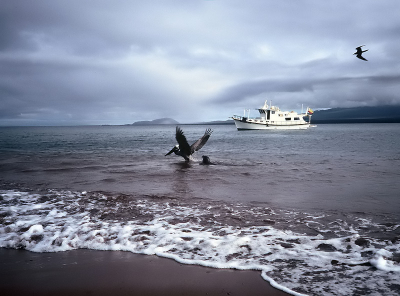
[
  {"left": 129, "top": 118, "right": 179, "bottom": 126},
  {"left": 311, "top": 106, "right": 400, "bottom": 123}
]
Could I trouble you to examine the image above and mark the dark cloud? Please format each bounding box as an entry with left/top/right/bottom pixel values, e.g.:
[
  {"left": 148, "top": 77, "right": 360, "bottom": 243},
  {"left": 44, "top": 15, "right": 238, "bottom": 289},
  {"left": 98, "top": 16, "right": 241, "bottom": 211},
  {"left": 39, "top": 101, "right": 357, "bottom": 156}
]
[
  {"left": 211, "top": 73, "right": 400, "bottom": 109},
  {"left": 1, "top": 0, "right": 400, "bottom": 125},
  {"left": 212, "top": 78, "right": 314, "bottom": 104}
]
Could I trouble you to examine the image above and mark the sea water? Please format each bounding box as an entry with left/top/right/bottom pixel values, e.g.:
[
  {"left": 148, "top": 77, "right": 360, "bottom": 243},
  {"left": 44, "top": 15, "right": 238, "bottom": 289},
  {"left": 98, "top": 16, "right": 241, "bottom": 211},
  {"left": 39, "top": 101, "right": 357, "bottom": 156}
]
[{"left": 0, "top": 124, "right": 399, "bottom": 295}]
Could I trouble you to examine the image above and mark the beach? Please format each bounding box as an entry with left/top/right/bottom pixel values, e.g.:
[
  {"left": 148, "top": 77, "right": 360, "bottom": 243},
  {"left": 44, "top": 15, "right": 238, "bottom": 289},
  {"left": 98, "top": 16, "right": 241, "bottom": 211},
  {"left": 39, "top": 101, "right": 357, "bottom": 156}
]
[
  {"left": 1, "top": 124, "right": 400, "bottom": 295},
  {"left": 0, "top": 248, "right": 289, "bottom": 296}
]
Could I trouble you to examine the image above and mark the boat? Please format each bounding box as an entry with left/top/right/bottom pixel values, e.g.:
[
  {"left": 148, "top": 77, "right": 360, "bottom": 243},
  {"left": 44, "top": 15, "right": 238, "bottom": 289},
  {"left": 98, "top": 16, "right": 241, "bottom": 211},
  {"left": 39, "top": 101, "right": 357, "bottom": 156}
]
[{"left": 232, "top": 100, "right": 313, "bottom": 130}]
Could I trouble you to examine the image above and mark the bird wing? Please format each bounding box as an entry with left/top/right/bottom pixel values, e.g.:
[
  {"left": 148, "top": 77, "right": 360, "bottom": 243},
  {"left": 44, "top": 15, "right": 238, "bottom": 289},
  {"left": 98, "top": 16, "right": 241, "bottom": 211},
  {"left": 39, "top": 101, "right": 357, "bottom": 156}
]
[
  {"left": 357, "top": 54, "right": 368, "bottom": 61},
  {"left": 190, "top": 128, "right": 213, "bottom": 153},
  {"left": 175, "top": 126, "right": 191, "bottom": 156}
]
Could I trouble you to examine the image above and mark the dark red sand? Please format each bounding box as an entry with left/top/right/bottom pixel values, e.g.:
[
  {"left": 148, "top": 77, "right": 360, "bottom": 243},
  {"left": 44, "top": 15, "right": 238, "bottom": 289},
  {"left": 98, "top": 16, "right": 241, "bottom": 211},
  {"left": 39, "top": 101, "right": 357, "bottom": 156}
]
[{"left": 0, "top": 248, "right": 290, "bottom": 296}]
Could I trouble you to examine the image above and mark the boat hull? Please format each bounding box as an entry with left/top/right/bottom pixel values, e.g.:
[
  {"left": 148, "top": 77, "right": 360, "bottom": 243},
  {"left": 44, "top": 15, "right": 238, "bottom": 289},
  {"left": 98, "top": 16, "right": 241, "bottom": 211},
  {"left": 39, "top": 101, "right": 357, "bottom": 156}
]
[{"left": 233, "top": 119, "right": 310, "bottom": 130}]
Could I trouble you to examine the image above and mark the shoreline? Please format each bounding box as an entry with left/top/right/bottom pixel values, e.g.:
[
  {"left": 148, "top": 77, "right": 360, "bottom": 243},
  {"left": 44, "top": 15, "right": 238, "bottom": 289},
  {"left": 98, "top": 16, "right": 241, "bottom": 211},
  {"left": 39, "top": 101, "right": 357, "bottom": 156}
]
[{"left": 0, "top": 248, "right": 291, "bottom": 296}]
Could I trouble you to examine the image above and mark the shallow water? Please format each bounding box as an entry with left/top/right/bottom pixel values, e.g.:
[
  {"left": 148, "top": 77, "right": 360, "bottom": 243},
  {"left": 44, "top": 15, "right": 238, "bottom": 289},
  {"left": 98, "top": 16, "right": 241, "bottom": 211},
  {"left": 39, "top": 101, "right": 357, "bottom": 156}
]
[{"left": 1, "top": 124, "right": 399, "bottom": 295}]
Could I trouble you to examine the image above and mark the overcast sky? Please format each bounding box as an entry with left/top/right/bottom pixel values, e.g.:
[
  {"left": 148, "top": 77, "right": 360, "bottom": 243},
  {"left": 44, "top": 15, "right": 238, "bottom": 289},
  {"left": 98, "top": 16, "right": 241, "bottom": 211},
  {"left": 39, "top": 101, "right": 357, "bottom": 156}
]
[{"left": 1, "top": 0, "right": 400, "bottom": 125}]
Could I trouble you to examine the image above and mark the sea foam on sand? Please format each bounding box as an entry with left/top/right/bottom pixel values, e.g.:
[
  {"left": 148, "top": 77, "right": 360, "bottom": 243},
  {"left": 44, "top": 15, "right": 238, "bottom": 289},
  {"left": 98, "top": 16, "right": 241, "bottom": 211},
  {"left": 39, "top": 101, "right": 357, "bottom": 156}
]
[{"left": 1, "top": 190, "right": 399, "bottom": 296}]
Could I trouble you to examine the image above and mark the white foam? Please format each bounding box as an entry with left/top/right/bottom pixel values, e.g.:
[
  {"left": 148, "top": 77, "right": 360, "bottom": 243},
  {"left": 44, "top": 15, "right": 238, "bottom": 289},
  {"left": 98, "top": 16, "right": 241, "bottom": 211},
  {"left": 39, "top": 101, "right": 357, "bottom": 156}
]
[
  {"left": 1, "top": 189, "right": 399, "bottom": 296},
  {"left": 261, "top": 271, "right": 308, "bottom": 296},
  {"left": 370, "top": 249, "right": 400, "bottom": 272}
]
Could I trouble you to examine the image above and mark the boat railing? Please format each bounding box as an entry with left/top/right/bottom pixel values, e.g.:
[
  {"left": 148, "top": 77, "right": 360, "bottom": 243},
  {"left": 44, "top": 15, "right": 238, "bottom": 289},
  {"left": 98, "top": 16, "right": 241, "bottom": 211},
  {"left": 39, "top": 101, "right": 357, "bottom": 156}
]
[
  {"left": 232, "top": 115, "right": 260, "bottom": 121},
  {"left": 268, "top": 121, "right": 309, "bottom": 126},
  {"left": 233, "top": 115, "right": 309, "bottom": 126}
]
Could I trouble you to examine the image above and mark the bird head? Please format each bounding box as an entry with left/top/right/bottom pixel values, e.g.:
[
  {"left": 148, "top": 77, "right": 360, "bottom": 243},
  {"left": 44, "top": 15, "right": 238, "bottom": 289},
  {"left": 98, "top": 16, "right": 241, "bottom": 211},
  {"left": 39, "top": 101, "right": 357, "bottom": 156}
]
[
  {"left": 165, "top": 145, "right": 179, "bottom": 156},
  {"left": 202, "top": 155, "right": 211, "bottom": 164}
]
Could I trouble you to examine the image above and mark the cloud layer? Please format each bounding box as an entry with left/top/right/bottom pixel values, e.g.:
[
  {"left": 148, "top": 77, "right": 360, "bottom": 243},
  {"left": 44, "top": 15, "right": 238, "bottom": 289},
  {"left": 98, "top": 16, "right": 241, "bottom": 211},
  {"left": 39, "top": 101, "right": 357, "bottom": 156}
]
[{"left": 1, "top": 0, "right": 400, "bottom": 125}]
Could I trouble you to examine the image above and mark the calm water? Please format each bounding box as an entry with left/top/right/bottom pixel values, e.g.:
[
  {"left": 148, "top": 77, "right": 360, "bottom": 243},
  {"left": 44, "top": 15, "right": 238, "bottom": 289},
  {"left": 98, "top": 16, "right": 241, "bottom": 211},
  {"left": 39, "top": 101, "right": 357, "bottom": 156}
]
[{"left": 1, "top": 124, "right": 399, "bottom": 295}]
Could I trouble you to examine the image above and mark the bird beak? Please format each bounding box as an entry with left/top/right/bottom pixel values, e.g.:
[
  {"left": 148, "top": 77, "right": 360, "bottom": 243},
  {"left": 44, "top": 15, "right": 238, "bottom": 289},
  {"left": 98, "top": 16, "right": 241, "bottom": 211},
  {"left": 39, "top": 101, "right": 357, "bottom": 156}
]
[{"left": 165, "top": 148, "right": 174, "bottom": 156}]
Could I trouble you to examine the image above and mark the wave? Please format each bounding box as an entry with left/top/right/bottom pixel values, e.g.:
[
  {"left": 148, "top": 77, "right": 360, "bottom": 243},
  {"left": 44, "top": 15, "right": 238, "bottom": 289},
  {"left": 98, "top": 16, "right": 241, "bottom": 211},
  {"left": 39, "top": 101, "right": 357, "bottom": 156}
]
[{"left": 1, "top": 189, "right": 399, "bottom": 295}]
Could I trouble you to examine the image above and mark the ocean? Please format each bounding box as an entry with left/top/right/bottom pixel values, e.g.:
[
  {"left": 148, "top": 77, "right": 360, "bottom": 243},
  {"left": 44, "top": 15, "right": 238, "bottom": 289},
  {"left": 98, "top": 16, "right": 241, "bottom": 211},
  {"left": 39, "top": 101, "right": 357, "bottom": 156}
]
[{"left": 0, "top": 124, "right": 399, "bottom": 295}]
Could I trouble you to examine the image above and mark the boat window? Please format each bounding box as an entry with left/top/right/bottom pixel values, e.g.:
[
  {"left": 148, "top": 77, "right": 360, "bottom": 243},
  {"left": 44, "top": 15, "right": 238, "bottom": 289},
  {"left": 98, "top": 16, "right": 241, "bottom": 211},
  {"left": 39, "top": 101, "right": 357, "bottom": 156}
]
[
  {"left": 285, "top": 118, "right": 291, "bottom": 121},
  {"left": 271, "top": 111, "right": 275, "bottom": 114},
  {"left": 294, "top": 117, "right": 300, "bottom": 120}
]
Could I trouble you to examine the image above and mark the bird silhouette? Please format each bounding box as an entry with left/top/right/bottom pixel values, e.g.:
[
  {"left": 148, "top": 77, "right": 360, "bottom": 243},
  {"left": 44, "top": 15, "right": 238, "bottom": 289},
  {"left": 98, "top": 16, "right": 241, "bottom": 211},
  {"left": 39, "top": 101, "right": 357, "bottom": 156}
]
[
  {"left": 165, "top": 126, "right": 213, "bottom": 161},
  {"left": 354, "top": 45, "right": 368, "bottom": 61}
]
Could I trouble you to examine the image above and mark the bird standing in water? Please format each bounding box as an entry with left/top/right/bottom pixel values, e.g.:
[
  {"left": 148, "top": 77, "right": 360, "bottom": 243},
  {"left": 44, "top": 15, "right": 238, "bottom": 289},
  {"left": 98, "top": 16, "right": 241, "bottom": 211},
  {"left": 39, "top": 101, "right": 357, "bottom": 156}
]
[
  {"left": 354, "top": 45, "right": 368, "bottom": 61},
  {"left": 165, "top": 126, "right": 213, "bottom": 162}
]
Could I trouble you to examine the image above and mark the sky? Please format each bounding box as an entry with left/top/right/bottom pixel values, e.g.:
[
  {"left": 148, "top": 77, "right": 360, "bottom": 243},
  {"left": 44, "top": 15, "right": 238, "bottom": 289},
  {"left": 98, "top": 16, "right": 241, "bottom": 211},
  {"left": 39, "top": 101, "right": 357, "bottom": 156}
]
[{"left": 1, "top": 0, "right": 400, "bottom": 126}]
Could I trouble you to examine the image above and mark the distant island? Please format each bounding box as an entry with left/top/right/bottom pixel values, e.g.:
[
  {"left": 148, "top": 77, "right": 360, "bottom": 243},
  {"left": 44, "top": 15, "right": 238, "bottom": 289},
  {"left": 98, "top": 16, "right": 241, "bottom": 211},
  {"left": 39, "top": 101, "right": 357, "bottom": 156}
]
[
  {"left": 128, "top": 118, "right": 234, "bottom": 126},
  {"left": 128, "top": 118, "right": 179, "bottom": 126},
  {"left": 126, "top": 106, "right": 400, "bottom": 126},
  {"left": 311, "top": 105, "right": 400, "bottom": 123}
]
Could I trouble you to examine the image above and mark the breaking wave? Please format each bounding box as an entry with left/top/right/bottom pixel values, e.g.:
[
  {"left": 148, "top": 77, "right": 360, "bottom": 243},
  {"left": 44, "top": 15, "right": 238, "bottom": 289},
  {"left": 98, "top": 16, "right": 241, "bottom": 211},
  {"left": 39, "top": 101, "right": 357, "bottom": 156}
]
[{"left": 1, "top": 189, "right": 399, "bottom": 295}]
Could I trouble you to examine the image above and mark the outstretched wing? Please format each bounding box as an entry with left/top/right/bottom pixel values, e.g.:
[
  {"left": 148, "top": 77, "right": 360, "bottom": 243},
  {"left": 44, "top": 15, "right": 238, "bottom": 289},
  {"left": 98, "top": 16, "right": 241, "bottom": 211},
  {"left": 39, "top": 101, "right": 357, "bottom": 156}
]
[
  {"left": 191, "top": 128, "right": 213, "bottom": 153},
  {"left": 357, "top": 54, "right": 368, "bottom": 61},
  {"left": 175, "top": 126, "right": 191, "bottom": 156}
]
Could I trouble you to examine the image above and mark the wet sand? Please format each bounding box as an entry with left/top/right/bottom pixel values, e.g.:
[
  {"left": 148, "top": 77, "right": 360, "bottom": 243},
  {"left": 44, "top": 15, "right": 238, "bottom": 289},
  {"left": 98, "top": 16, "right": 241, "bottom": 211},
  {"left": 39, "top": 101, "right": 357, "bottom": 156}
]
[{"left": 0, "top": 248, "right": 290, "bottom": 296}]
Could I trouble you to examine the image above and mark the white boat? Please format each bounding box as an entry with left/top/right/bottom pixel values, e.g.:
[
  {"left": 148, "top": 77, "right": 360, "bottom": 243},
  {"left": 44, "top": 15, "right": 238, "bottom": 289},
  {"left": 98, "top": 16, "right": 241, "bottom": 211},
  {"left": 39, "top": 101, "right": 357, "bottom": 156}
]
[{"left": 232, "top": 100, "right": 313, "bottom": 130}]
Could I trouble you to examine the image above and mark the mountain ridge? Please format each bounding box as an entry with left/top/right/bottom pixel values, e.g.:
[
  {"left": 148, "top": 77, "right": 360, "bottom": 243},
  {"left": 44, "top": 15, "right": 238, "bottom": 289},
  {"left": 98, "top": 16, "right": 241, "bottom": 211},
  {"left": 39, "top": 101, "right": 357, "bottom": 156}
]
[
  {"left": 128, "top": 118, "right": 179, "bottom": 126},
  {"left": 311, "top": 105, "right": 400, "bottom": 123}
]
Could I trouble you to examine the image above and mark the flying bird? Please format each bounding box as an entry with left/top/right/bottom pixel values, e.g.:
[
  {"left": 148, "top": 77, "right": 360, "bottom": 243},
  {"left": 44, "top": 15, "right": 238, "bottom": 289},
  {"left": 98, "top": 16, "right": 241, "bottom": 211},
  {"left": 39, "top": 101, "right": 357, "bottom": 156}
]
[
  {"left": 165, "top": 126, "right": 213, "bottom": 161},
  {"left": 354, "top": 45, "right": 368, "bottom": 61}
]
